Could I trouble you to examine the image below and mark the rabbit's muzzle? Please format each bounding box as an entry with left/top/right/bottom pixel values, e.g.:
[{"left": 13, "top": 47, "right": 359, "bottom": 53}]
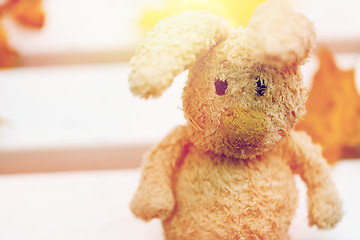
[{"left": 220, "top": 106, "right": 270, "bottom": 150}]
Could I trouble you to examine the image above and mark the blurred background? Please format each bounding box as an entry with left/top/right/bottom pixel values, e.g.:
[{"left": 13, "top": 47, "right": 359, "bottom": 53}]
[
  {"left": 0, "top": 0, "right": 359, "bottom": 239},
  {"left": 0, "top": 0, "right": 359, "bottom": 173}
]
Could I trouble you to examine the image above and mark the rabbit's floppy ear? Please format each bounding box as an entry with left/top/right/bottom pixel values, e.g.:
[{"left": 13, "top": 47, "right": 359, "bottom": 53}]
[
  {"left": 246, "top": 0, "right": 316, "bottom": 66},
  {"left": 129, "top": 11, "right": 231, "bottom": 99}
]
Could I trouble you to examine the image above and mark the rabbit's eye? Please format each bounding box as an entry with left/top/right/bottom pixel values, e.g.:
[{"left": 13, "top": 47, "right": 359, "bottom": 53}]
[
  {"left": 255, "top": 76, "right": 267, "bottom": 96},
  {"left": 215, "top": 79, "right": 228, "bottom": 95}
]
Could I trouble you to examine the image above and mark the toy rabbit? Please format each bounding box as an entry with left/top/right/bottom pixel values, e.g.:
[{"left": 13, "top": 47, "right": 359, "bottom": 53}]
[{"left": 129, "top": 0, "right": 343, "bottom": 239}]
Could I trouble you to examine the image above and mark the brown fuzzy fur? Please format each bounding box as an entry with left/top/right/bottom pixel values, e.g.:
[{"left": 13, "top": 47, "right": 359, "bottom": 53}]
[{"left": 129, "top": 0, "right": 343, "bottom": 239}]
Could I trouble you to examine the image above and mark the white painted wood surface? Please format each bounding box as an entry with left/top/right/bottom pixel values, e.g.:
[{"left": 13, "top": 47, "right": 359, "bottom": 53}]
[
  {"left": 0, "top": 63, "right": 187, "bottom": 151},
  {"left": 0, "top": 160, "right": 358, "bottom": 240}
]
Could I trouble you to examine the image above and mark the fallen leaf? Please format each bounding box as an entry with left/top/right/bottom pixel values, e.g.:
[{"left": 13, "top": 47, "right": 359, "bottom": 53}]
[
  {"left": 0, "top": 0, "right": 45, "bottom": 68},
  {"left": 296, "top": 47, "right": 360, "bottom": 163},
  {"left": 11, "top": 0, "right": 45, "bottom": 28},
  {"left": 0, "top": 24, "right": 18, "bottom": 68}
]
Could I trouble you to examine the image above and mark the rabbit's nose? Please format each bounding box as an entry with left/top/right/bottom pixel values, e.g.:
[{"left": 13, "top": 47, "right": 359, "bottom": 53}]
[{"left": 220, "top": 106, "right": 269, "bottom": 149}]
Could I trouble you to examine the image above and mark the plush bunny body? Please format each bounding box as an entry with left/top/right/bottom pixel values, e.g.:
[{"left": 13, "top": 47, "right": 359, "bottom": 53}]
[
  {"left": 129, "top": 1, "right": 342, "bottom": 239},
  {"left": 162, "top": 127, "right": 297, "bottom": 239}
]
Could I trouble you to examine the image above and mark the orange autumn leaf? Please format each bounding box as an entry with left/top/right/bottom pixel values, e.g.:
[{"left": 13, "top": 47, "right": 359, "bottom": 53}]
[
  {"left": 0, "top": 0, "right": 45, "bottom": 68},
  {"left": 10, "top": 0, "right": 45, "bottom": 28},
  {"left": 0, "top": 24, "right": 18, "bottom": 67},
  {"left": 296, "top": 47, "right": 360, "bottom": 164}
]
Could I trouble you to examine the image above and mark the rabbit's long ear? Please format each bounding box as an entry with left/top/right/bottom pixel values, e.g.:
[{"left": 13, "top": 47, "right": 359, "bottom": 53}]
[
  {"left": 129, "top": 11, "right": 231, "bottom": 98},
  {"left": 246, "top": 0, "right": 316, "bottom": 66}
]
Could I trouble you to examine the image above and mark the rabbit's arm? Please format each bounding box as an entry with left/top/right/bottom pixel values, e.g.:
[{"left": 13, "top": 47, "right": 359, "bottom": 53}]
[
  {"left": 289, "top": 131, "right": 343, "bottom": 229},
  {"left": 130, "top": 125, "right": 190, "bottom": 221}
]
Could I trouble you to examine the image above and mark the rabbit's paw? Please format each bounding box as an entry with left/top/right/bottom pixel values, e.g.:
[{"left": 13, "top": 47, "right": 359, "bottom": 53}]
[
  {"left": 308, "top": 189, "right": 343, "bottom": 229},
  {"left": 130, "top": 185, "right": 175, "bottom": 221}
]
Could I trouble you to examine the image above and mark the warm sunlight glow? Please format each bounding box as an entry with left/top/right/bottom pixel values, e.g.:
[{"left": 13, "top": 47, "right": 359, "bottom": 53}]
[{"left": 139, "top": 0, "right": 293, "bottom": 30}]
